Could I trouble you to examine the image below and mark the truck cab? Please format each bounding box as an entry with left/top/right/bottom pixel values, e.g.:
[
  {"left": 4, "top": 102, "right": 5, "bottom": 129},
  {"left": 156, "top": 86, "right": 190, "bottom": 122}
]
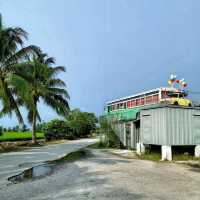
[{"left": 160, "top": 89, "right": 192, "bottom": 107}]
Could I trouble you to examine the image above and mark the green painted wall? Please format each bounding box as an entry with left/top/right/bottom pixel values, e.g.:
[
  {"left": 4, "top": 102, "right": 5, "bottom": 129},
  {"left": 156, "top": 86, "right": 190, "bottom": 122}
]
[{"left": 105, "top": 104, "right": 161, "bottom": 121}]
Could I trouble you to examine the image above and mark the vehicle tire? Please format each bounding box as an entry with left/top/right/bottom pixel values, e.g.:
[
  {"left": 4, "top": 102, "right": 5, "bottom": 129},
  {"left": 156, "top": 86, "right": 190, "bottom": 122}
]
[
  {"left": 188, "top": 103, "right": 192, "bottom": 107},
  {"left": 174, "top": 102, "right": 179, "bottom": 105}
]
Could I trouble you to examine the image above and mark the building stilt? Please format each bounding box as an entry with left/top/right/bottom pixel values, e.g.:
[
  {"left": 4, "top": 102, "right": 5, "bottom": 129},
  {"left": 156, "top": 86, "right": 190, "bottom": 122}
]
[
  {"left": 136, "top": 142, "right": 145, "bottom": 155},
  {"left": 195, "top": 145, "right": 200, "bottom": 157},
  {"left": 161, "top": 145, "right": 172, "bottom": 161}
]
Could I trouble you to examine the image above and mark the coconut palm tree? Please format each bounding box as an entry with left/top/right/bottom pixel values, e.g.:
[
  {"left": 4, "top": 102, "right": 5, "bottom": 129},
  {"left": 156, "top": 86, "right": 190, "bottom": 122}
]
[
  {"left": 0, "top": 14, "right": 40, "bottom": 126},
  {"left": 7, "top": 53, "right": 70, "bottom": 143}
]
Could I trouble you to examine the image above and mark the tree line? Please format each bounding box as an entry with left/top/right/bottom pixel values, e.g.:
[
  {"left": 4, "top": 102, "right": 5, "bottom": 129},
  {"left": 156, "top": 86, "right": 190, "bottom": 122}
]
[{"left": 41, "top": 109, "right": 98, "bottom": 141}]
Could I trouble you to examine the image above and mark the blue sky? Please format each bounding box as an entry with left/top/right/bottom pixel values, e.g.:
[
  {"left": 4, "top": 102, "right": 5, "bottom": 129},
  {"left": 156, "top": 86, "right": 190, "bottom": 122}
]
[{"left": 0, "top": 0, "right": 200, "bottom": 127}]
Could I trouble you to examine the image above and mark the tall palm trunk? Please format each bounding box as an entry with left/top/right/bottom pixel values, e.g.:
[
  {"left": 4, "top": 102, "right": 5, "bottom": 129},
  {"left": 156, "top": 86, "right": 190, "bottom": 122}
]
[
  {"left": 32, "top": 110, "right": 37, "bottom": 144},
  {"left": 32, "top": 100, "right": 37, "bottom": 144}
]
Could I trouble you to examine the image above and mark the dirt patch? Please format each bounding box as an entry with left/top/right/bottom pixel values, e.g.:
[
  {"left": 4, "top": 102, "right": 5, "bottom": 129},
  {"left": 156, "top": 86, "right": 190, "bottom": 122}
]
[
  {"left": 108, "top": 149, "right": 137, "bottom": 159},
  {"left": 0, "top": 140, "right": 45, "bottom": 153},
  {"left": 0, "top": 139, "right": 70, "bottom": 153}
]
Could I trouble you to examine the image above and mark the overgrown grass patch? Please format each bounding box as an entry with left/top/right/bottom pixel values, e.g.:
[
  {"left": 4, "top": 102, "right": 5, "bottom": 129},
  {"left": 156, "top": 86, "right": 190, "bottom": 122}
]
[
  {"left": 138, "top": 151, "right": 200, "bottom": 162},
  {"left": 173, "top": 154, "right": 200, "bottom": 161},
  {"left": 137, "top": 153, "right": 193, "bottom": 162},
  {"left": 0, "top": 132, "right": 44, "bottom": 142},
  {"left": 51, "top": 149, "right": 90, "bottom": 164},
  {"left": 87, "top": 142, "right": 110, "bottom": 149},
  {"left": 62, "top": 149, "right": 88, "bottom": 161},
  {"left": 138, "top": 152, "right": 161, "bottom": 162}
]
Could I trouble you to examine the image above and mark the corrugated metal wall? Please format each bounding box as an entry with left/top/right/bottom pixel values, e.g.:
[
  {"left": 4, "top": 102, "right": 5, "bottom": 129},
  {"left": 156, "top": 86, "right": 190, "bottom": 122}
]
[
  {"left": 112, "top": 121, "right": 139, "bottom": 149},
  {"left": 112, "top": 122, "right": 125, "bottom": 146},
  {"left": 140, "top": 107, "right": 200, "bottom": 145},
  {"left": 166, "top": 108, "right": 200, "bottom": 145},
  {"left": 131, "top": 122, "right": 140, "bottom": 149},
  {"left": 141, "top": 108, "right": 166, "bottom": 145},
  {"left": 111, "top": 106, "right": 200, "bottom": 148}
]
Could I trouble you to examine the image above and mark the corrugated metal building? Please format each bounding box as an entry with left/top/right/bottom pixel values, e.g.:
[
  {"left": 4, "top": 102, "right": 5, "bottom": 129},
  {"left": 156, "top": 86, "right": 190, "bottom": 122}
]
[
  {"left": 110, "top": 105, "right": 200, "bottom": 160},
  {"left": 140, "top": 106, "right": 200, "bottom": 146}
]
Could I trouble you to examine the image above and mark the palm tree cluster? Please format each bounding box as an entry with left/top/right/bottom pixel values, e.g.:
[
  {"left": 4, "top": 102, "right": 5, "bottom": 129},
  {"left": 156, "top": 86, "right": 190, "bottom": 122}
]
[{"left": 0, "top": 15, "right": 69, "bottom": 143}]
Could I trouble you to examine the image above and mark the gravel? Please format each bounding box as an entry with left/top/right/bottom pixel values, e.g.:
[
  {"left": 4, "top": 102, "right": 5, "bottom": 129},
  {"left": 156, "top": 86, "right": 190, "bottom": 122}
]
[
  {"left": 0, "top": 139, "right": 97, "bottom": 188},
  {"left": 1, "top": 147, "right": 200, "bottom": 200}
]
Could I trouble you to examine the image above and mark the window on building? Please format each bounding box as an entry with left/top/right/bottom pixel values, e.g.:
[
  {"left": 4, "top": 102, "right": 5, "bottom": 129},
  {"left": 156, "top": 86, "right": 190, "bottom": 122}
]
[
  {"left": 136, "top": 98, "right": 140, "bottom": 106},
  {"left": 119, "top": 103, "right": 123, "bottom": 109},
  {"left": 131, "top": 100, "right": 136, "bottom": 107},
  {"left": 141, "top": 98, "right": 145, "bottom": 105},
  {"left": 127, "top": 101, "right": 131, "bottom": 108}
]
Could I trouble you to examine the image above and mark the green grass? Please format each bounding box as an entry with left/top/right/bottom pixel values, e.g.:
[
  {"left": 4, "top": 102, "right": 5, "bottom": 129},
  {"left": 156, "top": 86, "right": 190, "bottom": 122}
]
[
  {"left": 87, "top": 142, "right": 108, "bottom": 149},
  {"left": 62, "top": 149, "right": 88, "bottom": 161},
  {"left": 173, "top": 154, "right": 200, "bottom": 161},
  {"left": 138, "top": 152, "right": 161, "bottom": 162},
  {"left": 138, "top": 152, "right": 200, "bottom": 162},
  {"left": 51, "top": 149, "right": 89, "bottom": 164},
  {"left": 0, "top": 131, "right": 44, "bottom": 142}
]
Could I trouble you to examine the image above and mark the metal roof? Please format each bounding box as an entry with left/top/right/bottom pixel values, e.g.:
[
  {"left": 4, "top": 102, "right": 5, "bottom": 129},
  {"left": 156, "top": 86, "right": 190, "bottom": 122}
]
[
  {"left": 140, "top": 104, "right": 200, "bottom": 111},
  {"left": 106, "top": 87, "right": 179, "bottom": 105}
]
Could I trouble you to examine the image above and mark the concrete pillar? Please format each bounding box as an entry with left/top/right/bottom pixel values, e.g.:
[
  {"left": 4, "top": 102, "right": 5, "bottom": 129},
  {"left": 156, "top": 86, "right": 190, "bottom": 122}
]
[
  {"left": 123, "top": 123, "right": 126, "bottom": 146},
  {"left": 195, "top": 145, "right": 200, "bottom": 157},
  {"left": 136, "top": 142, "right": 145, "bottom": 155},
  {"left": 161, "top": 146, "right": 172, "bottom": 161},
  {"left": 130, "top": 122, "right": 134, "bottom": 149}
]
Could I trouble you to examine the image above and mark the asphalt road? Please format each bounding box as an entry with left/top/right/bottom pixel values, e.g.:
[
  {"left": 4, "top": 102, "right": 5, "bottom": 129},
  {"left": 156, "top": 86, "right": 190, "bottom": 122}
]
[
  {"left": 0, "top": 138, "right": 97, "bottom": 188},
  {"left": 1, "top": 143, "right": 200, "bottom": 200}
]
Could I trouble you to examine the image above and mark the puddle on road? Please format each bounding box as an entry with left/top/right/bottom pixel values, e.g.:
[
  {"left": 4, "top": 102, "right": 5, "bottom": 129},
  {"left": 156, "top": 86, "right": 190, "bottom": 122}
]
[
  {"left": 8, "top": 164, "right": 55, "bottom": 183},
  {"left": 7, "top": 149, "right": 90, "bottom": 184}
]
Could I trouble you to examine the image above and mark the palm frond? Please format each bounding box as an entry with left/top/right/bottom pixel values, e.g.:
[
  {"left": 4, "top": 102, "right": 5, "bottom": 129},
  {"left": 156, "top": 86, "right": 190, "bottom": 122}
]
[
  {"left": 49, "top": 79, "right": 66, "bottom": 87},
  {"left": 0, "top": 80, "right": 24, "bottom": 124},
  {"left": 5, "top": 27, "right": 28, "bottom": 46},
  {"left": 49, "top": 66, "right": 66, "bottom": 76},
  {"left": 0, "top": 45, "right": 70, "bottom": 127},
  {"left": 5, "top": 45, "right": 41, "bottom": 66},
  {"left": 48, "top": 87, "right": 70, "bottom": 99},
  {"left": 45, "top": 57, "right": 55, "bottom": 65},
  {"left": 27, "top": 108, "right": 41, "bottom": 124},
  {"left": 0, "top": 14, "right": 2, "bottom": 30},
  {"left": 5, "top": 73, "right": 31, "bottom": 103},
  {"left": 43, "top": 94, "right": 69, "bottom": 116}
]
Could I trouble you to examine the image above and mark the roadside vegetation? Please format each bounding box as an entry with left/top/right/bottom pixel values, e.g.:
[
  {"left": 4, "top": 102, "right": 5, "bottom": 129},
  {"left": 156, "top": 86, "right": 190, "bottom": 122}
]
[
  {"left": 0, "top": 132, "right": 44, "bottom": 142},
  {"left": 52, "top": 149, "right": 90, "bottom": 164},
  {"left": 90, "top": 117, "right": 122, "bottom": 149},
  {"left": 44, "top": 109, "right": 98, "bottom": 141},
  {"left": 0, "top": 108, "right": 97, "bottom": 152}
]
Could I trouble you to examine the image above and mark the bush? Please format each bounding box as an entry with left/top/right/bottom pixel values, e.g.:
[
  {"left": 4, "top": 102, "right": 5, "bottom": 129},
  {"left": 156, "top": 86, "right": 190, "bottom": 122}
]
[
  {"left": 43, "top": 110, "right": 98, "bottom": 141},
  {"left": 67, "top": 109, "right": 98, "bottom": 138},
  {"left": 44, "top": 119, "right": 73, "bottom": 141},
  {"left": 36, "top": 122, "right": 46, "bottom": 132},
  {"left": 12, "top": 125, "right": 19, "bottom": 132},
  {"left": 21, "top": 124, "right": 29, "bottom": 132},
  {"left": 98, "top": 117, "right": 122, "bottom": 148}
]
